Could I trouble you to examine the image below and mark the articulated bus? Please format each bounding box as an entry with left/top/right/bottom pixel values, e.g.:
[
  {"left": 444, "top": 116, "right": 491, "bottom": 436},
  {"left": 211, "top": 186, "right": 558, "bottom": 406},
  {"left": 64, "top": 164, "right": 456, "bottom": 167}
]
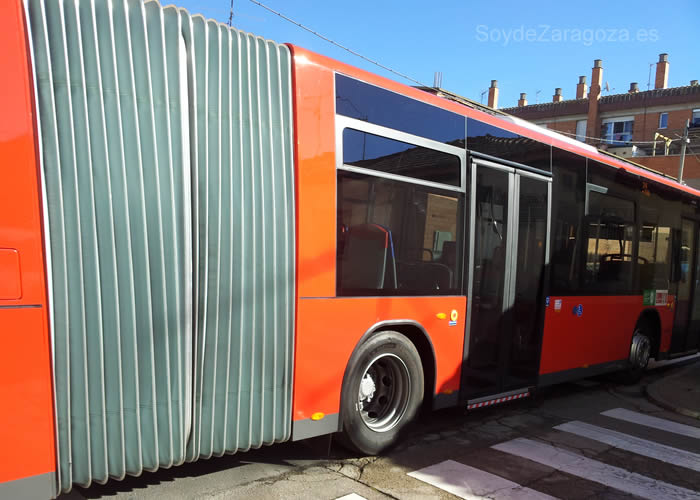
[{"left": 2, "top": 0, "right": 699, "bottom": 497}]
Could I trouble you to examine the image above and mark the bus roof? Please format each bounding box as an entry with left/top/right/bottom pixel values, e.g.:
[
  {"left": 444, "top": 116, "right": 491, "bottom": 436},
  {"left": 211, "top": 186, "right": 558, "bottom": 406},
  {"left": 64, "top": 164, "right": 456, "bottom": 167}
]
[{"left": 287, "top": 43, "right": 700, "bottom": 199}]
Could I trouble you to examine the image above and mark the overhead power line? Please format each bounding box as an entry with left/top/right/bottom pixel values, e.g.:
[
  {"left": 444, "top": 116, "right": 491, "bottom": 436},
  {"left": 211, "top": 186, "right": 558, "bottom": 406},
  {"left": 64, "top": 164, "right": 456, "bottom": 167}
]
[
  {"left": 248, "top": 0, "right": 429, "bottom": 88},
  {"left": 553, "top": 128, "right": 681, "bottom": 145}
]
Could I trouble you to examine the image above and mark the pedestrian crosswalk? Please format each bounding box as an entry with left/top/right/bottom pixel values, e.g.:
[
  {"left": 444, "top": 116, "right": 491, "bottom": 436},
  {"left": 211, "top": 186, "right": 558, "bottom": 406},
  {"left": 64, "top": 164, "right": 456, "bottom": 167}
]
[
  {"left": 602, "top": 407, "right": 700, "bottom": 439},
  {"left": 554, "top": 420, "right": 700, "bottom": 471},
  {"left": 406, "top": 408, "right": 700, "bottom": 500},
  {"left": 408, "top": 460, "right": 557, "bottom": 500},
  {"left": 493, "top": 438, "right": 699, "bottom": 500}
]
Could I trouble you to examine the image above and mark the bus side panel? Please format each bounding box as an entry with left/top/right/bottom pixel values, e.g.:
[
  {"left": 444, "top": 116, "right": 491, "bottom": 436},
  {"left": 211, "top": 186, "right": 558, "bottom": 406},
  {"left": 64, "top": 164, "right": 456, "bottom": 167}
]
[
  {"left": 539, "top": 295, "right": 674, "bottom": 376},
  {"left": 0, "top": 0, "right": 56, "bottom": 493},
  {"left": 289, "top": 47, "right": 464, "bottom": 438},
  {"left": 293, "top": 297, "right": 465, "bottom": 427},
  {"left": 289, "top": 45, "right": 337, "bottom": 299}
]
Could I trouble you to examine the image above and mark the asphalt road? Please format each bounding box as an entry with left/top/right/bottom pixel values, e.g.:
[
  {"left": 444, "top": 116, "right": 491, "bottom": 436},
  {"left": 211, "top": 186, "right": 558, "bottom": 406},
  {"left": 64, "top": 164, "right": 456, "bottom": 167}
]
[{"left": 66, "top": 360, "right": 700, "bottom": 500}]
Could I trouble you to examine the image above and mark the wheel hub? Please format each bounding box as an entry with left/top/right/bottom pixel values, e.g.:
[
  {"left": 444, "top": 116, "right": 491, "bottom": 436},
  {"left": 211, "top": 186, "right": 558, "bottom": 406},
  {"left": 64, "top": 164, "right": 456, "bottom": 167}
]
[
  {"left": 357, "top": 353, "right": 411, "bottom": 433},
  {"left": 359, "top": 373, "right": 376, "bottom": 402},
  {"left": 630, "top": 333, "right": 651, "bottom": 369}
]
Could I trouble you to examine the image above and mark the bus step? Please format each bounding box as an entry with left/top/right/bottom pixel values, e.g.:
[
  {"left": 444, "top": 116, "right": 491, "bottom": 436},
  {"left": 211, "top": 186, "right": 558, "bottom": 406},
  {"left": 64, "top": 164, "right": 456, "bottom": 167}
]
[{"left": 467, "top": 388, "right": 531, "bottom": 410}]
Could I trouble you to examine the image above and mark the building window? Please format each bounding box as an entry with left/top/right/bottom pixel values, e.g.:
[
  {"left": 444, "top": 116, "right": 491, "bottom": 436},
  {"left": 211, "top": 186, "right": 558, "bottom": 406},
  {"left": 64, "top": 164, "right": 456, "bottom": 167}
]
[
  {"left": 601, "top": 117, "right": 634, "bottom": 145},
  {"left": 692, "top": 109, "right": 700, "bottom": 128},
  {"left": 658, "top": 112, "right": 668, "bottom": 129},
  {"left": 575, "top": 120, "right": 587, "bottom": 142}
]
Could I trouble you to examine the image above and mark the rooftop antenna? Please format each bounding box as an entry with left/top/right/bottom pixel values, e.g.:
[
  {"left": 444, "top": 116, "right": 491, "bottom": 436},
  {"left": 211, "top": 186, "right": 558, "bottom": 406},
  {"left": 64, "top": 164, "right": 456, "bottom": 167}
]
[
  {"left": 480, "top": 89, "right": 488, "bottom": 104},
  {"left": 535, "top": 89, "right": 541, "bottom": 103},
  {"left": 228, "top": 0, "right": 234, "bottom": 26},
  {"left": 647, "top": 62, "right": 654, "bottom": 90},
  {"left": 433, "top": 71, "right": 443, "bottom": 88}
]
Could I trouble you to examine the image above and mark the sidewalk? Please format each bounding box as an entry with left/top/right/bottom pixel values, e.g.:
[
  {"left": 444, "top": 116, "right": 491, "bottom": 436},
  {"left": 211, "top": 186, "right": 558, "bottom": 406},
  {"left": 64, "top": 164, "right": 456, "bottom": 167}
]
[{"left": 646, "top": 359, "right": 700, "bottom": 419}]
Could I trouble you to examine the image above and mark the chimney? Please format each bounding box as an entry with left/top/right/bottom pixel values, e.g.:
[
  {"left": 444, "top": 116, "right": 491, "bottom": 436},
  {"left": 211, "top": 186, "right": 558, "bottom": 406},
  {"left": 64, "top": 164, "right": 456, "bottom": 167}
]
[
  {"left": 488, "top": 80, "right": 499, "bottom": 109},
  {"left": 518, "top": 93, "right": 528, "bottom": 107},
  {"left": 553, "top": 88, "right": 563, "bottom": 103},
  {"left": 590, "top": 59, "right": 603, "bottom": 98},
  {"left": 586, "top": 60, "right": 603, "bottom": 144},
  {"left": 655, "top": 53, "right": 669, "bottom": 89},
  {"left": 691, "top": 80, "right": 699, "bottom": 87},
  {"left": 629, "top": 82, "right": 639, "bottom": 93},
  {"left": 576, "top": 76, "right": 588, "bottom": 99}
]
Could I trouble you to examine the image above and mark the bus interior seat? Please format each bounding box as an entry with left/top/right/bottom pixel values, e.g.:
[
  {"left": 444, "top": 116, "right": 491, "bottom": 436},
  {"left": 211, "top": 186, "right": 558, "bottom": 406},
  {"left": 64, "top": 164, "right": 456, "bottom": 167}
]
[
  {"left": 441, "top": 241, "right": 457, "bottom": 273},
  {"left": 339, "top": 224, "right": 397, "bottom": 290},
  {"left": 598, "top": 254, "right": 633, "bottom": 283},
  {"left": 396, "top": 259, "right": 453, "bottom": 292}
]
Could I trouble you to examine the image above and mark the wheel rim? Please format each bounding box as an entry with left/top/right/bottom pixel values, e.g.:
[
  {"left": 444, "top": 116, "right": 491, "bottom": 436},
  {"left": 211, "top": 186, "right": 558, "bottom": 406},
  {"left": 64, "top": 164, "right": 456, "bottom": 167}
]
[
  {"left": 630, "top": 332, "right": 651, "bottom": 369},
  {"left": 357, "top": 353, "right": 411, "bottom": 432}
]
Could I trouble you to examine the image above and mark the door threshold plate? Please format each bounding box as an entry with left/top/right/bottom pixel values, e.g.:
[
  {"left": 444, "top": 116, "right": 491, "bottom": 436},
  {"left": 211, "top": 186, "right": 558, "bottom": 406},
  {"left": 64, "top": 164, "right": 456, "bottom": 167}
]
[{"left": 467, "top": 388, "right": 530, "bottom": 410}]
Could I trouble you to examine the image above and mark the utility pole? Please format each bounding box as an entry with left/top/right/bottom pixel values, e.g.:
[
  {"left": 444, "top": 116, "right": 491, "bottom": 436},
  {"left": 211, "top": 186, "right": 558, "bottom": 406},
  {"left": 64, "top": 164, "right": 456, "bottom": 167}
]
[{"left": 678, "top": 119, "right": 690, "bottom": 183}]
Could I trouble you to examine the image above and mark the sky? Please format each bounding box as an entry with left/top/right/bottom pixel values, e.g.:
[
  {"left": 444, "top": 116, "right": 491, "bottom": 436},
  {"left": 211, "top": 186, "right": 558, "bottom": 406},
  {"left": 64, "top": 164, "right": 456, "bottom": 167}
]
[{"left": 175, "top": 0, "right": 700, "bottom": 109}]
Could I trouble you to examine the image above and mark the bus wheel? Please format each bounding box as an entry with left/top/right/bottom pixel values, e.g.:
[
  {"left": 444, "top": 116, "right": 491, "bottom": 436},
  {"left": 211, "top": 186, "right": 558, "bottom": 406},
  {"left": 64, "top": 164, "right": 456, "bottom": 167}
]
[
  {"left": 340, "top": 331, "right": 423, "bottom": 455},
  {"left": 625, "top": 325, "right": 652, "bottom": 383}
]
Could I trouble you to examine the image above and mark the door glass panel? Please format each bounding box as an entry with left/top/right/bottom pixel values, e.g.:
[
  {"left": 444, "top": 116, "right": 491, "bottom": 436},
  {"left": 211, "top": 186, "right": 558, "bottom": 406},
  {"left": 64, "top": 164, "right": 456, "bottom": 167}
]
[
  {"left": 687, "top": 227, "right": 700, "bottom": 350},
  {"left": 672, "top": 219, "right": 694, "bottom": 351},
  {"left": 465, "top": 167, "right": 509, "bottom": 394},
  {"left": 507, "top": 177, "right": 548, "bottom": 387}
]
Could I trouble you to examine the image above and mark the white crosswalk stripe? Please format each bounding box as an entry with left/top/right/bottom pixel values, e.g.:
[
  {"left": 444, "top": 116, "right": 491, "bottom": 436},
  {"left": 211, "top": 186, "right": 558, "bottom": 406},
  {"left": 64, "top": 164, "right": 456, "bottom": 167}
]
[
  {"left": 602, "top": 407, "right": 700, "bottom": 440},
  {"left": 492, "top": 438, "right": 700, "bottom": 500},
  {"left": 408, "top": 459, "right": 558, "bottom": 500},
  {"left": 334, "top": 494, "right": 368, "bottom": 500},
  {"left": 555, "top": 420, "right": 700, "bottom": 471}
]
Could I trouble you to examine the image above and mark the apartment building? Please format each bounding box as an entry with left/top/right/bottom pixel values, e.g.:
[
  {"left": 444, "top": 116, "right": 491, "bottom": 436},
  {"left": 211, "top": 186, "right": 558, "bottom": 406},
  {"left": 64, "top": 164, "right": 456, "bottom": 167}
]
[{"left": 500, "top": 54, "right": 700, "bottom": 187}]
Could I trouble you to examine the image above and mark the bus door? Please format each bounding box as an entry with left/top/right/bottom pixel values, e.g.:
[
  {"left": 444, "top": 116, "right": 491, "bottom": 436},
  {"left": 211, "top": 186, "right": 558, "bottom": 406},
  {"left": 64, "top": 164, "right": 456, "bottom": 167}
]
[
  {"left": 671, "top": 218, "right": 700, "bottom": 353},
  {"left": 462, "top": 157, "right": 551, "bottom": 400}
]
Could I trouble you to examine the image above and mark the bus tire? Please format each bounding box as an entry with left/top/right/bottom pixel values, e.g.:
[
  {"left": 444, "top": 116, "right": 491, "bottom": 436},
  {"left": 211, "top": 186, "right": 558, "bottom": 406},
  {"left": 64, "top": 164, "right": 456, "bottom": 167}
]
[
  {"left": 340, "top": 330, "right": 424, "bottom": 455},
  {"left": 624, "top": 322, "right": 653, "bottom": 384}
]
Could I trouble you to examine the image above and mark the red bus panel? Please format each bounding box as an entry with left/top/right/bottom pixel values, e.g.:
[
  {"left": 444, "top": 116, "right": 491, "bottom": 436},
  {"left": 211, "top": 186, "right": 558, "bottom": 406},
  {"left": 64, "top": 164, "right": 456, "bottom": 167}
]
[{"left": 0, "top": 0, "right": 56, "bottom": 493}]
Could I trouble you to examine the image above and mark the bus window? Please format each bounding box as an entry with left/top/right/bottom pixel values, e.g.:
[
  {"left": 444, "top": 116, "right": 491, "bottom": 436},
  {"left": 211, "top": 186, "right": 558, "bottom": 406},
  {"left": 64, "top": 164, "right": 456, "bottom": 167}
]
[
  {"left": 584, "top": 191, "right": 636, "bottom": 292},
  {"left": 335, "top": 73, "right": 466, "bottom": 145},
  {"left": 337, "top": 171, "right": 463, "bottom": 296},
  {"left": 466, "top": 118, "right": 551, "bottom": 172},
  {"left": 342, "top": 128, "right": 461, "bottom": 186},
  {"left": 638, "top": 203, "right": 672, "bottom": 291}
]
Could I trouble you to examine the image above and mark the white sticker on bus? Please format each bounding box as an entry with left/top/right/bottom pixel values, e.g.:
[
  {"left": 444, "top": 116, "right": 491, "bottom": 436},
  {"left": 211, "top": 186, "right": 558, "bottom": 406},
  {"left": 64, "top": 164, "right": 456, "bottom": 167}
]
[{"left": 655, "top": 290, "right": 668, "bottom": 306}]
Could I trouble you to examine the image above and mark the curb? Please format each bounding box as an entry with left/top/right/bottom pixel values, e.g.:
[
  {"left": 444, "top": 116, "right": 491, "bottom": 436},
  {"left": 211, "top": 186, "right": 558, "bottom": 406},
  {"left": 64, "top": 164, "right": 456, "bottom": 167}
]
[{"left": 645, "top": 365, "right": 700, "bottom": 420}]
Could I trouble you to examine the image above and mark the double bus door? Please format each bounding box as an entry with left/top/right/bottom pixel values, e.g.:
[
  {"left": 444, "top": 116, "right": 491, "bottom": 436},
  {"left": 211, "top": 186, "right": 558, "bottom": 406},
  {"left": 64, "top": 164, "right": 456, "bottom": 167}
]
[
  {"left": 671, "top": 218, "right": 700, "bottom": 353},
  {"left": 462, "top": 157, "right": 551, "bottom": 400}
]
